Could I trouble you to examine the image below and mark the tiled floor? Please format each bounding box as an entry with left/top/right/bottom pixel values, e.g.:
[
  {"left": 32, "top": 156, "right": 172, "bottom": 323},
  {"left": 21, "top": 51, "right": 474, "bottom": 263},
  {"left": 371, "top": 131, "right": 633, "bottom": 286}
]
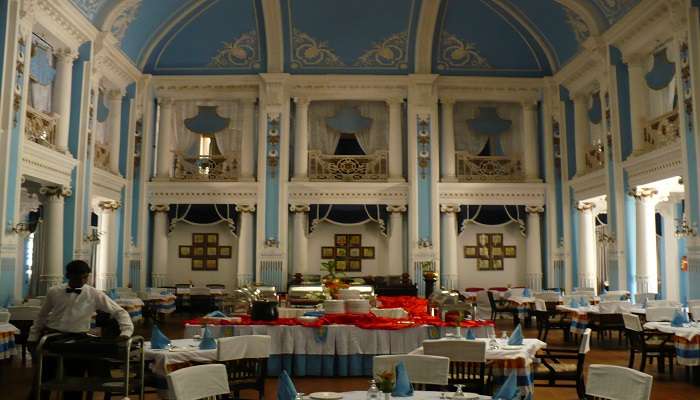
[{"left": 2, "top": 315, "right": 699, "bottom": 399}]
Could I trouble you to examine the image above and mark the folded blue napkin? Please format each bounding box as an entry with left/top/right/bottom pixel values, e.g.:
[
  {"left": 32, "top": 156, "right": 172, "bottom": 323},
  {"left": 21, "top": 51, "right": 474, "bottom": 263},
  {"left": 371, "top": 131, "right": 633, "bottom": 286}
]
[
  {"left": 277, "top": 370, "right": 297, "bottom": 400},
  {"left": 150, "top": 325, "right": 171, "bottom": 349},
  {"left": 304, "top": 311, "right": 325, "bottom": 317},
  {"left": 206, "top": 310, "right": 226, "bottom": 318},
  {"left": 108, "top": 288, "right": 118, "bottom": 299},
  {"left": 199, "top": 326, "right": 217, "bottom": 350},
  {"left": 507, "top": 324, "right": 523, "bottom": 346},
  {"left": 568, "top": 298, "right": 579, "bottom": 308},
  {"left": 671, "top": 310, "right": 685, "bottom": 327},
  {"left": 392, "top": 361, "right": 414, "bottom": 397},
  {"left": 578, "top": 297, "right": 589, "bottom": 307},
  {"left": 466, "top": 329, "right": 477, "bottom": 340},
  {"left": 523, "top": 288, "right": 531, "bottom": 297},
  {"left": 494, "top": 371, "right": 519, "bottom": 400},
  {"left": 683, "top": 311, "right": 691, "bottom": 324}
]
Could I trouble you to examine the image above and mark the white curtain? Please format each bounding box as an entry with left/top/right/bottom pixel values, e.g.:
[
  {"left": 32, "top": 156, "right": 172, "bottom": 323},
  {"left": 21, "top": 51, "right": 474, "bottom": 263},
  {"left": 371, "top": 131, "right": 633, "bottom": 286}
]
[
  {"left": 454, "top": 102, "right": 520, "bottom": 156},
  {"left": 646, "top": 49, "right": 677, "bottom": 119},
  {"left": 210, "top": 101, "right": 241, "bottom": 157},
  {"left": 172, "top": 101, "right": 201, "bottom": 157},
  {"left": 354, "top": 101, "right": 388, "bottom": 155},
  {"left": 29, "top": 82, "right": 52, "bottom": 113},
  {"left": 309, "top": 101, "right": 343, "bottom": 154}
]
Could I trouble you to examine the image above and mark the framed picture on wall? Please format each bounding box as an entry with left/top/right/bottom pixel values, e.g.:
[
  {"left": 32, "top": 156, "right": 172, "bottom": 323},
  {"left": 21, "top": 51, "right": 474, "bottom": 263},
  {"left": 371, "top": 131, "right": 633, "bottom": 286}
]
[
  {"left": 207, "top": 247, "right": 218, "bottom": 256},
  {"left": 464, "top": 246, "right": 477, "bottom": 258},
  {"left": 336, "top": 260, "right": 347, "bottom": 271},
  {"left": 321, "top": 247, "right": 335, "bottom": 259},
  {"left": 207, "top": 234, "right": 218, "bottom": 244},
  {"left": 206, "top": 259, "right": 218, "bottom": 270},
  {"left": 193, "top": 246, "right": 205, "bottom": 257},
  {"left": 193, "top": 234, "right": 205, "bottom": 244},
  {"left": 492, "top": 233, "right": 503, "bottom": 245},
  {"left": 477, "top": 259, "right": 490, "bottom": 271},
  {"left": 348, "top": 259, "right": 361, "bottom": 271},
  {"left": 192, "top": 258, "right": 204, "bottom": 270},
  {"left": 336, "top": 247, "right": 347, "bottom": 257},
  {"left": 492, "top": 258, "right": 503, "bottom": 271},
  {"left": 335, "top": 234, "right": 347, "bottom": 246},
  {"left": 348, "top": 234, "right": 362, "bottom": 247},
  {"left": 179, "top": 246, "right": 192, "bottom": 257},
  {"left": 504, "top": 246, "right": 516, "bottom": 257},
  {"left": 219, "top": 246, "right": 232, "bottom": 258},
  {"left": 361, "top": 247, "right": 375, "bottom": 259},
  {"left": 492, "top": 247, "right": 503, "bottom": 257},
  {"left": 348, "top": 247, "right": 361, "bottom": 258}
]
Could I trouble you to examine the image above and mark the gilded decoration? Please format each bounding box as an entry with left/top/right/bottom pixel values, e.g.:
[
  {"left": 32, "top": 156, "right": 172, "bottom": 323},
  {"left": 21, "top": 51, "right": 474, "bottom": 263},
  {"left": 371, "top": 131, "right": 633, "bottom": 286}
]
[
  {"left": 208, "top": 30, "right": 261, "bottom": 69},
  {"left": 110, "top": 1, "right": 142, "bottom": 44},
  {"left": 436, "top": 31, "right": 490, "bottom": 70},
  {"left": 290, "top": 28, "right": 345, "bottom": 68},
  {"left": 563, "top": 7, "right": 590, "bottom": 44},
  {"left": 354, "top": 31, "right": 409, "bottom": 69},
  {"left": 592, "top": 0, "right": 637, "bottom": 24}
]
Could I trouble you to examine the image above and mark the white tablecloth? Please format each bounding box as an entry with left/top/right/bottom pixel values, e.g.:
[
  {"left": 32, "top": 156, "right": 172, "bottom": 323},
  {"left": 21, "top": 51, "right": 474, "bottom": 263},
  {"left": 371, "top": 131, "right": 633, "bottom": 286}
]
[
  {"left": 644, "top": 321, "right": 700, "bottom": 341},
  {"left": 145, "top": 339, "right": 216, "bottom": 376},
  {"left": 0, "top": 323, "right": 20, "bottom": 360},
  {"left": 341, "top": 391, "right": 491, "bottom": 400}
]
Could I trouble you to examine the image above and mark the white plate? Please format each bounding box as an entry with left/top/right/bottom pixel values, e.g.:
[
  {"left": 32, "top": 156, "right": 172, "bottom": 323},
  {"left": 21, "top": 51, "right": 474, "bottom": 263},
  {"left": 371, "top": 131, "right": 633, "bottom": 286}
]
[
  {"left": 309, "top": 392, "right": 343, "bottom": 400},
  {"left": 297, "top": 316, "right": 319, "bottom": 322},
  {"left": 501, "top": 345, "right": 523, "bottom": 350},
  {"left": 445, "top": 393, "right": 479, "bottom": 399}
]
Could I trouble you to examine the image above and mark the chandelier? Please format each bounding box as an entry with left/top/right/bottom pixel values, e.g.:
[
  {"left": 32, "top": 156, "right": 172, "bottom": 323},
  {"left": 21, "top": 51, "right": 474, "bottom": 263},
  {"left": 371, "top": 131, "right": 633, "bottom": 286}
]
[{"left": 675, "top": 214, "right": 697, "bottom": 238}]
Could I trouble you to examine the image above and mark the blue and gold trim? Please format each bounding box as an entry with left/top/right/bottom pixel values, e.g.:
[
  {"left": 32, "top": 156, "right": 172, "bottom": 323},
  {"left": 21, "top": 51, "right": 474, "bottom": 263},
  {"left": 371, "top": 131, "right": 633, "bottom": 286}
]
[
  {"left": 290, "top": 29, "right": 345, "bottom": 68},
  {"left": 354, "top": 31, "right": 409, "bottom": 69},
  {"left": 208, "top": 30, "right": 261, "bottom": 69},
  {"left": 435, "top": 31, "right": 490, "bottom": 71}
]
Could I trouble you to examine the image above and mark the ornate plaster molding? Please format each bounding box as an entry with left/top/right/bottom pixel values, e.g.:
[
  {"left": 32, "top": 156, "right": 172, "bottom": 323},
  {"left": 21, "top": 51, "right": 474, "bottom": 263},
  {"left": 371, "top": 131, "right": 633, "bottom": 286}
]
[
  {"left": 436, "top": 76, "right": 541, "bottom": 103},
  {"left": 622, "top": 142, "right": 683, "bottom": 188},
  {"left": 40, "top": 185, "right": 72, "bottom": 198},
  {"left": 147, "top": 181, "right": 259, "bottom": 205},
  {"left": 440, "top": 204, "right": 460, "bottom": 213},
  {"left": 21, "top": 140, "right": 77, "bottom": 188},
  {"left": 289, "top": 204, "right": 310, "bottom": 213},
  {"left": 438, "top": 182, "right": 546, "bottom": 206},
  {"left": 288, "top": 182, "right": 408, "bottom": 206},
  {"left": 575, "top": 202, "right": 596, "bottom": 211},
  {"left": 92, "top": 167, "right": 127, "bottom": 201},
  {"left": 93, "top": 32, "right": 140, "bottom": 90},
  {"left": 149, "top": 204, "right": 170, "bottom": 213},
  {"left": 236, "top": 204, "right": 257, "bottom": 213},
  {"left": 98, "top": 200, "right": 121, "bottom": 211},
  {"left": 32, "top": 0, "right": 96, "bottom": 51},
  {"left": 525, "top": 205, "right": 545, "bottom": 214},
  {"left": 604, "top": 0, "right": 679, "bottom": 58},
  {"left": 386, "top": 205, "right": 407, "bottom": 213},
  {"left": 153, "top": 75, "right": 260, "bottom": 100},
  {"left": 569, "top": 167, "right": 607, "bottom": 203}
]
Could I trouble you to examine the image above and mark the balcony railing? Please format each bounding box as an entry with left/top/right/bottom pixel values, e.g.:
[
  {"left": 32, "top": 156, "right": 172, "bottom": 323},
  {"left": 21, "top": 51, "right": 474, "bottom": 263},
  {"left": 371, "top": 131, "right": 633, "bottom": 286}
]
[
  {"left": 643, "top": 110, "right": 680, "bottom": 150},
  {"left": 173, "top": 153, "right": 239, "bottom": 181},
  {"left": 308, "top": 150, "right": 388, "bottom": 181},
  {"left": 584, "top": 142, "right": 605, "bottom": 172},
  {"left": 94, "top": 142, "right": 111, "bottom": 171},
  {"left": 455, "top": 152, "right": 522, "bottom": 182},
  {"left": 25, "top": 107, "right": 57, "bottom": 149}
]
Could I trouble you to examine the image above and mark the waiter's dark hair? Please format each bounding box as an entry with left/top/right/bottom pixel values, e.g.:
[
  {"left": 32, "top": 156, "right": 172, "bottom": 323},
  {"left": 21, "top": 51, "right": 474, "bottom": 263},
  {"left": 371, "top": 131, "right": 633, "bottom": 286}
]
[{"left": 65, "top": 260, "right": 92, "bottom": 277}]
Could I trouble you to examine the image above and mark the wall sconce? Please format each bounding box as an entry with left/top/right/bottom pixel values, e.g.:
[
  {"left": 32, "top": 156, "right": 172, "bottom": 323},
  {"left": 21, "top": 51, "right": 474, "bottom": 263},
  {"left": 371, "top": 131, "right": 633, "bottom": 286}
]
[
  {"left": 264, "top": 237, "right": 279, "bottom": 248},
  {"left": 675, "top": 215, "right": 697, "bottom": 238},
  {"left": 84, "top": 229, "right": 102, "bottom": 244},
  {"left": 10, "top": 222, "right": 31, "bottom": 238},
  {"left": 417, "top": 238, "right": 432, "bottom": 248},
  {"left": 267, "top": 148, "right": 279, "bottom": 168}
]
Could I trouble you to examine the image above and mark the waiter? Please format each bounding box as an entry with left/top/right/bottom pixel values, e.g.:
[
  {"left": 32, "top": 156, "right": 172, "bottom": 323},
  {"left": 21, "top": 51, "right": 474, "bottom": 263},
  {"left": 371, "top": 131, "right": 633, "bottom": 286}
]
[{"left": 27, "top": 260, "right": 134, "bottom": 399}]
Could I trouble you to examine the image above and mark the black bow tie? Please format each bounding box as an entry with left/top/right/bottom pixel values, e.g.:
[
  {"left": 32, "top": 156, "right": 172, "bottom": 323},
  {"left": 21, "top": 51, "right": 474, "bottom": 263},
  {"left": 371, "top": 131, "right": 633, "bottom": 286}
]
[{"left": 66, "top": 288, "right": 82, "bottom": 295}]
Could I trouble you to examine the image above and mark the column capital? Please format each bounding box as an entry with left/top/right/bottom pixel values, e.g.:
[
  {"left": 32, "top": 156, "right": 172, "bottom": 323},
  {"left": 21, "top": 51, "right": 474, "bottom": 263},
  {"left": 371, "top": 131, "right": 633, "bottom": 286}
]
[
  {"left": 241, "top": 97, "right": 258, "bottom": 106},
  {"left": 525, "top": 205, "right": 545, "bottom": 214},
  {"left": 236, "top": 204, "right": 257, "bottom": 213},
  {"left": 289, "top": 204, "right": 310, "bottom": 213},
  {"left": 98, "top": 200, "right": 121, "bottom": 211},
  {"left": 55, "top": 48, "right": 78, "bottom": 62},
  {"left": 440, "top": 97, "right": 456, "bottom": 107},
  {"left": 576, "top": 202, "right": 596, "bottom": 212},
  {"left": 521, "top": 100, "right": 538, "bottom": 111},
  {"left": 40, "top": 185, "right": 72, "bottom": 199},
  {"left": 386, "top": 97, "right": 405, "bottom": 107},
  {"left": 158, "top": 97, "right": 174, "bottom": 107},
  {"left": 629, "top": 187, "right": 658, "bottom": 200},
  {"left": 107, "top": 89, "right": 125, "bottom": 101},
  {"left": 293, "top": 97, "right": 311, "bottom": 107},
  {"left": 386, "top": 205, "right": 407, "bottom": 213},
  {"left": 150, "top": 204, "right": 170, "bottom": 213},
  {"left": 440, "top": 204, "right": 460, "bottom": 213}
]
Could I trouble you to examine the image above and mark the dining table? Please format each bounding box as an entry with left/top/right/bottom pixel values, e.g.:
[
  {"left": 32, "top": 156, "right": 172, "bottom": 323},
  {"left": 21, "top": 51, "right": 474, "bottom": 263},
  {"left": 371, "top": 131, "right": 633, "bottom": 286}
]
[
  {"left": 338, "top": 391, "right": 492, "bottom": 400},
  {"left": 644, "top": 321, "right": 700, "bottom": 366},
  {"left": 0, "top": 322, "right": 19, "bottom": 360}
]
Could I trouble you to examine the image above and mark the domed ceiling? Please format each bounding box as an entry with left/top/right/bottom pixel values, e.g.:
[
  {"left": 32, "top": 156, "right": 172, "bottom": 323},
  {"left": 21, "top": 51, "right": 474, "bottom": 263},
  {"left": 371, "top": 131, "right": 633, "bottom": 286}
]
[{"left": 71, "top": 0, "right": 640, "bottom": 76}]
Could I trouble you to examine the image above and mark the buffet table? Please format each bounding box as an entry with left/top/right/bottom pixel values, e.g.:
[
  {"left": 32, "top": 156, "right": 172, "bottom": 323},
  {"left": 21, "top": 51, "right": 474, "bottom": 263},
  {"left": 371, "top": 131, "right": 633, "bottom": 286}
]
[
  {"left": 0, "top": 323, "right": 19, "bottom": 360},
  {"left": 114, "top": 298, "right": 144, "bottom": 322},
  {"left": 644, "top": 321, "right": 700, "bottom": 366},
  {"left": 556, "top": 304, "right": 644, "bottom": 335}
]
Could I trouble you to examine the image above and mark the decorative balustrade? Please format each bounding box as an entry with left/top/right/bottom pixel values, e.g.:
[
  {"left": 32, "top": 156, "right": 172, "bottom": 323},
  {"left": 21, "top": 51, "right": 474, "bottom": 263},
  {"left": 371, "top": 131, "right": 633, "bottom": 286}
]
[
  {"left": 94, "top": 142, "right": 111, "bottom": 171},
  {"left": 307, "top": 150, "right": 388, "bottom": 181},
  {"left": 455, "top": 152, "right": 522, "bottom": 182},
  {"left": 584, "top": 142, "right": 605, "bottom": 171},
  {"left": 173, "top": 153, "right": 239, "bottom": 181},
  {"left": 643, "top": 110, "right": 680, "bottom": 150},
  {"left": 25, "top": 106, "right": 57, "bottom": 149}
]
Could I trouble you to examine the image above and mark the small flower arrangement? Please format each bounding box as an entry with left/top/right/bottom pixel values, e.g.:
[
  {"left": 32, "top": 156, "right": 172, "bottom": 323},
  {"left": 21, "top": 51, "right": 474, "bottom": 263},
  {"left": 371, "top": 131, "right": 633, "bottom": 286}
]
[{"left": 376, "top": 370, "right": 395, "bottom": 393}]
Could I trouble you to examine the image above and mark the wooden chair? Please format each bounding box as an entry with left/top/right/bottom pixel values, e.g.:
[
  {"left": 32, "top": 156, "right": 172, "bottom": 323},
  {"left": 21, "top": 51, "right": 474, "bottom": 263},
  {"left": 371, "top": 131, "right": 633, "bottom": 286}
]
[
  {"left": 167, "top": 364, "right": 230, "bottom": 400},
  {"left": 7, "top": 305, "right": 41, "bottom": 361},
  {"left": 487, "top": 291, "right": 513, "bottom": 321},
  {"left": 588, "top": 313, "right": 625, "bottom": 344},
  {"left": 534, "top": 328, "right": 591, "bottom": 399},
  {"left": 585, "top": 364, "right": 652, "bottom": 400},
  {"left": 216, "top": 335, "right": 270, "bottom": 400},
  {"left": 373, "top": 354, "right": 450, "bottom": 389},
  {"left": 422, "top": 339, "right": 491, "bottom": 395},
  {"left": 622, "top": 313, "right": 674, "bottom": 374},
  {"left": 533, "top": 299, "right": 570, "bottom": 342}
]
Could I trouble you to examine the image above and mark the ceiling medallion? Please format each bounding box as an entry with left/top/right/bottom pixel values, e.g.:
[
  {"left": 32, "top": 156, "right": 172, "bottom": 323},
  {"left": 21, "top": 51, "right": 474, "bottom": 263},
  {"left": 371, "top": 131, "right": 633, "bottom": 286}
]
[
  {"left": 437, "top": 31, "right": 490, "bottom": 71},
  {"left": 208, "top": 30, "right": 261, "bottom": 69}
]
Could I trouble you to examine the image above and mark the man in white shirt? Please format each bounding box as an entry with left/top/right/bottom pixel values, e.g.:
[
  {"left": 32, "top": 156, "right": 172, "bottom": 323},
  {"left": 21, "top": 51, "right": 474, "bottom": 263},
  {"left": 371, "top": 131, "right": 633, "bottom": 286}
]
[{"left": 28, "top": 260, "right": 134, "bottom": 400}]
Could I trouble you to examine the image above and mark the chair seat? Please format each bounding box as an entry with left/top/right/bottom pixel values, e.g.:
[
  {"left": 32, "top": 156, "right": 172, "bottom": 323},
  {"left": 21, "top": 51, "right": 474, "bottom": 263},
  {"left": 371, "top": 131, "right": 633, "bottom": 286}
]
[
  {"left": 644, "top": 338, "right": 667, "bottom": 347},
  {"left": 534, "top": 362, "right": 578, "bottom": 375}
]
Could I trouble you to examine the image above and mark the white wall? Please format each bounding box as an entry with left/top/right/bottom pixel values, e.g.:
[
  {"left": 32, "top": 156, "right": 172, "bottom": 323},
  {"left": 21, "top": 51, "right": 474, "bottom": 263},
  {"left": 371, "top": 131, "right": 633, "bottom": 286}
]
[
  {"left": 166, "top": 222, "right": 238, "bottom": 287},
  {"left": 457, "top": 223, "right": 526, "bottom": 289},
  {"left": 306, "top": 221, "right": 388, "bottom": 277}
]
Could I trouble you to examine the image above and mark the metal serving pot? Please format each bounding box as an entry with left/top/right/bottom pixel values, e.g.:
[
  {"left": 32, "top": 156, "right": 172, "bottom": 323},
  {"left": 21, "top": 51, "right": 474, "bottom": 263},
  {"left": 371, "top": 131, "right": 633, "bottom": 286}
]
[{"left": 251, "top": 300, "right": 279, "bottom": 321}]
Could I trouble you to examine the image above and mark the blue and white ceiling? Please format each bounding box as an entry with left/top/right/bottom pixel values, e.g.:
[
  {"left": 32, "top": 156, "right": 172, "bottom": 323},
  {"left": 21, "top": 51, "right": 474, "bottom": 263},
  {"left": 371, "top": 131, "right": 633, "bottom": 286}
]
[{"left": 70, "top": 0, "right": 640, "bottom": 76}]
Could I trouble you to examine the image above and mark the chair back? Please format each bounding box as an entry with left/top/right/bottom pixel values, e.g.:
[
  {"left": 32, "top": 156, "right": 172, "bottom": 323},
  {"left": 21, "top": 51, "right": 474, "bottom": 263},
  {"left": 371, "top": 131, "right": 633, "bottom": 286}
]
[
  {"left": 585, "top": 364, "right": 652, "bottom": 400},
  {"left": 423, "top": 339, "right": 486, "bottom": 362},
  {"left": 488, "top": 287, "right": 509, "bottom": 292},
  {"left": 534, "top": 299, "right": 547, "bottom": 312},
  {"left": 373, "top": 354, "right": 449, "bottom": 386},
  {"left": 579, "top": 328, "right": 592, "bottom": 354},
  {"left": 572, "top": 292, "right": 595, "bottom": 301},
  {"left": 598, "top": 301, "right": 629, "bottom": 314},
  {"left": 534, "top": 292, "right": 561, "bottom": 302},
  {"left": 207, "top": 284, "right": 226, "bottom": 289},
  {"left": 24, "top": 298, "right": 42, "bottom": 306},
  {"left": 509, "top": 287, "right": 526, "bottom": 298},
  {"left": 634, "top": 293, "right": 657, "bottom": 304},
  {"left": 690, "top": 305, "right": 700, "bottom": 322},
  {"left": 167, "top": 364, "right": 230, "bottom": 400},
  {"left": 464, "top": 287, "right": 484, "bottom": 293},
  {"left": 475, "top": 291, "right": 491, "bottom": 308},
  {"left": 602, "top": 290, "right": 630, "bottom": 300},
  {"left": 646, "top": 299, "right": 681, "bottom": 308},
  {"left": 622, "top": 313, "right": 643, "bottom": 332},
  {"left": 645, "top": 306, "right": 680, "bottom": 322},
  {"left": 574, "top": 287, "right": 595, "bottom": 293},
  {"left": 486, "top": 291, "right": 498, "bottom": 310},
  {"left": 7, "top": 305, "right": 40, "bottom": 321},
  {"left": 217, "top": 335, "right": 271, "bottom": 361}
]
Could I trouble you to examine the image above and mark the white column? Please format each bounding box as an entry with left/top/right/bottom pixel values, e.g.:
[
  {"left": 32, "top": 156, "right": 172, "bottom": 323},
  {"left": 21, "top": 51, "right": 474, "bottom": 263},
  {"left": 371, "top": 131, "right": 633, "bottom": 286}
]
[
  {"left": 626, "top": 54, "right": 649, "bottom": 154},
  {"left": 239, "top": 99, "right": 256, "bottom": 180},
  {"left": 39, "top": 186, "right": 72, "bottom": 293},
  {"left": 388, "top": 98, "right": 404, "bottom": 180},
  {"left": 577, "top": 202, "right": 597, "bottom": 291},
  {"left": 293, "top": 97, "right": 310, "bottom": 180},
  {"left": 573, "top": 94, "right": 589, "bottom": 175},
  {"left": 658, "top": 200, "right": 680, "bottom": 302},
  {"left": 98, "top": 201, "right": 120, "bottom": 290},
  {"left": 440, "top": 98, "right": 456, "bottom": 181},
  {"left": 387, "top": 205, "right": 407, "bottom": 276},
  {"left": 150, "top": 205, "right": 169, "bottom": 287},
  {"left": 525, "top": 206, "right": 544, "bottom": 291},
  {"left": 156, "top": 98, "right": 174, "bottom": 178},
  {"left": 107, "top": 90, "right": 123, "bottom": 175},
  {"left": 289, "top": 205, "right": 310, "bottom": 275},
  {"left": 634, "top": 188, "right": 659, "bottom": 294},
  {"left": 52, "top": 49, "right": 76, "bottom": 154},
  {"left": 440, "top": 204, "right": 460, "bottom": 290},
  {"left": 236, "top": 205, "right": 256, "bottom": 286},
  {"left": 522, "top": 102, "right": 539, "bottom": 181}
]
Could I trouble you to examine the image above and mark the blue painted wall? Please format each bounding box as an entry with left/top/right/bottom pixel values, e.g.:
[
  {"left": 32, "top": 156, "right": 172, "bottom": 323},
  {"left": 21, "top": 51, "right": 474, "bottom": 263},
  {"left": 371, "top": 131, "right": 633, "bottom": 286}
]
[
  {"left": 121, "top": 0, "right": 191, "bottom": 63},
  {"left": 611, "top": 46, "right": 633, "bottom": 160},
  {"left": 116, "top": 188, "right": 125, "bottom": 287},
  {"left": 677, "top": 202, "right": 688, "bottom": 305},
  {"left": 561, "top": 87, "right": 576, "bottom": 179},
  {"left": 657, "top": 215, "right": 666, "bottom": 299},
  {"left": 264, "top": 116, "right": 280, "bottom": 241},
  {"left": 569, "top": 187, "right": 579, "bottom": 289},
  {"left": 623, "top": 172, "right": 637, "bottom": 295},
  {"left": 417, "top": 116, "right": 432, "bottom": 241}
]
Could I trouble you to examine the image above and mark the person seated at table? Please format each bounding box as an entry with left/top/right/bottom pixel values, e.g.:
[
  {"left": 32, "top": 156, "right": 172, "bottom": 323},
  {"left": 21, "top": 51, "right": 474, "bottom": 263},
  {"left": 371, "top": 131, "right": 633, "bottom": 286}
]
[{"left": 27, "top": 260, "right": 134, "bottom": 400}]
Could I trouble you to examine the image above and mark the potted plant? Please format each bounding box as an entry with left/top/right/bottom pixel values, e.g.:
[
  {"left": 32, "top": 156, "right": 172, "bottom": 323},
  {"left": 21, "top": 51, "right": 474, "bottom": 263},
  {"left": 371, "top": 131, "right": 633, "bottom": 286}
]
[
  {"left": 320, "top": 260, "right": 348, "bottom": 299},
  {"left": 421, "top": 261, "right": 437, "bottom": 280},
  {"left": 376, "top": 370, "right": 395, "bottom": 399}
]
